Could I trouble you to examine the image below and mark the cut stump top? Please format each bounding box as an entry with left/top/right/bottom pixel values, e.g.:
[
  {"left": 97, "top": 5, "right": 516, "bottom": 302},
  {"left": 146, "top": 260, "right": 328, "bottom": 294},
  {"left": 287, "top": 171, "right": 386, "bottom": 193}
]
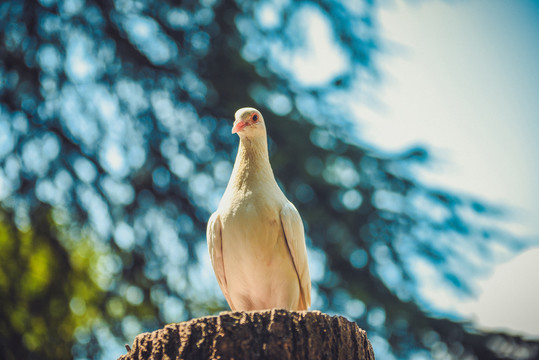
[{"left": 119, "top": 309, "right": 375, "bottom": 360}]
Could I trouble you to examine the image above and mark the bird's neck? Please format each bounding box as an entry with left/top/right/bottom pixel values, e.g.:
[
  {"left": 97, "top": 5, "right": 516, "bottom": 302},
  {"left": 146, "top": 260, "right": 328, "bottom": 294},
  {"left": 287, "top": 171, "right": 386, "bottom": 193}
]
[{"left": 231, "top": 136, "right": 274, "bottom": 189}]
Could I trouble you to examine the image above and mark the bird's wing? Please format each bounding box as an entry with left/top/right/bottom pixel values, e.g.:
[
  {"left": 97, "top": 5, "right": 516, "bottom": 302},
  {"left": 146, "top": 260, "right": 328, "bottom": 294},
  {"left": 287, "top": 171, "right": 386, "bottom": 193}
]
[
  {"left": 207, "top": 212, "right": 235, "bottom": 310},
  {"left": 280, "top": 201, "right": 311, "bottom": 309}
]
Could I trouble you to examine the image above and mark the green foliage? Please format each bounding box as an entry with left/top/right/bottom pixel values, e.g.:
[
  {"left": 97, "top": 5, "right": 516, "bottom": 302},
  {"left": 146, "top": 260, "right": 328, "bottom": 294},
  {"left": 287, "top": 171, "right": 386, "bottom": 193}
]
[{"left": 0, "top": 208, "right": 99, "bottom": 359}]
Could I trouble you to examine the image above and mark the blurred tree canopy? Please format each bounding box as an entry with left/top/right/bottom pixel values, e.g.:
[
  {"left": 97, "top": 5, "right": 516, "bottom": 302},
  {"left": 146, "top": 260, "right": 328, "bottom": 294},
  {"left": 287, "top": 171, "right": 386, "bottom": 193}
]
[{"left": 1, "top": 0, "right": 538, "bottom": 359}]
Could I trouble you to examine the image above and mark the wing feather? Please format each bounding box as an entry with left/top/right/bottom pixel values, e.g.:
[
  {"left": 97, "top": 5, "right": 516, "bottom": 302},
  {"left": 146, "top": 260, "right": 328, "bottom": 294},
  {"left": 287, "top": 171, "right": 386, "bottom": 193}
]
[
  {"left": 280, "top": 202, "right": 311, "bottom": 309},
  {"left": 207, "top": 212, "right": 236, "bottom": 310}
]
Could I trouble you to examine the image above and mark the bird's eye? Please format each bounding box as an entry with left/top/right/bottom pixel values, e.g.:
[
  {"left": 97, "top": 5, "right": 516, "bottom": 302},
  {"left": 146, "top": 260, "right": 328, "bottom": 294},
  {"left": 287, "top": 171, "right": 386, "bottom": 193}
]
[{"left": 252, "top": 114, "right": 258, "bottom": 122}]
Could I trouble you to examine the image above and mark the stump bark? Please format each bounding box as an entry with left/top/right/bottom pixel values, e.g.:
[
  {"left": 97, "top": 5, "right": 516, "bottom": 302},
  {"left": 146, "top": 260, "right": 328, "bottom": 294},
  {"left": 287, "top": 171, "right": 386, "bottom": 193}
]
[{"left": 118, "top": 309, "right": 375, "bottom": 360}]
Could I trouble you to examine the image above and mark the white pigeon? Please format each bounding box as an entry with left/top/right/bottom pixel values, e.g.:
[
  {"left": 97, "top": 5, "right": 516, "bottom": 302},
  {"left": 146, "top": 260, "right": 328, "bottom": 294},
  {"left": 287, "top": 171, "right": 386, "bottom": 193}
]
[{"left": 207, "top": 107, "right": 311, "bottom": 311}]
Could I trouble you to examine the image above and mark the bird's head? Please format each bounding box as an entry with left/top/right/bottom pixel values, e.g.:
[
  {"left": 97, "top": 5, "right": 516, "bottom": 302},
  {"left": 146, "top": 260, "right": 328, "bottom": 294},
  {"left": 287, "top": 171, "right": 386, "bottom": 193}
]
[{"left": 232, "top": 107, "right": 266, "bottom": 138}]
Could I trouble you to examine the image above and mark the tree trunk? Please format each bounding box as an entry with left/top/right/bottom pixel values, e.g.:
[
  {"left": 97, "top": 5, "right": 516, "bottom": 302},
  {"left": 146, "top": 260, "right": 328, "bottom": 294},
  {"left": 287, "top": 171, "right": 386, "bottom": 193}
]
[{"left": 118, "top": 309, "right": 375, "bottom": 360}]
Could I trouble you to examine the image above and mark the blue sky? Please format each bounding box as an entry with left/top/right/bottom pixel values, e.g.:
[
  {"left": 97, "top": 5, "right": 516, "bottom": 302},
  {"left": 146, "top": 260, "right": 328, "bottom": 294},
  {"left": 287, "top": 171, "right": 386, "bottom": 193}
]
[
  {"left": 361, "top": 0, "right": 539, "bottom": 237},
  {"left": 357, "top": 0, "right": 539, "bottom": 337}
]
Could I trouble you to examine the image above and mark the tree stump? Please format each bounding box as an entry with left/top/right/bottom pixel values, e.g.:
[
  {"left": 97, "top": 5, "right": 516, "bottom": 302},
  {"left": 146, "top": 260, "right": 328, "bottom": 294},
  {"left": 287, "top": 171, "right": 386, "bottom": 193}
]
[{"left": 118, "top": 309, "right": 375, "bottom": 360}]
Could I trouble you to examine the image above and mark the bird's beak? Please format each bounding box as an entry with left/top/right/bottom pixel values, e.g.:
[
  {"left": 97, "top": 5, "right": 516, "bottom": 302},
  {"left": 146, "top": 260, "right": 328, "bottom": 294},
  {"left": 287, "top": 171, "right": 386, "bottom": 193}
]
[{"left": 232, "top": 120, "right": 247, "bottom": 134}]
